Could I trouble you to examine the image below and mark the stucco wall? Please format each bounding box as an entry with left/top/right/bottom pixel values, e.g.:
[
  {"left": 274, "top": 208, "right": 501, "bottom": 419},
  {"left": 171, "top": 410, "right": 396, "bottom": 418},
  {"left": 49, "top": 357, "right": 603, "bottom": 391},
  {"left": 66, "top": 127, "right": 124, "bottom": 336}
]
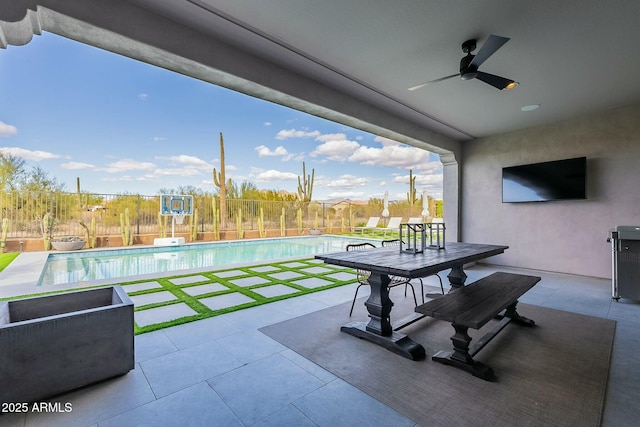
[{"left": 461, "top": 104, "right": 640, "bottom": 278}]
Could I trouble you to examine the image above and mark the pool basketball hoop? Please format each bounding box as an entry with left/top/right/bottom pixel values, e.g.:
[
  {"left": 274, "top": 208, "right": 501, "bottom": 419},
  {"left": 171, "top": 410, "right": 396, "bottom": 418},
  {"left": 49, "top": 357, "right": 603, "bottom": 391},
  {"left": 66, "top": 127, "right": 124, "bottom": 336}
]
[
  {"left": 174, "top": 212, "right": 186, "bottom": 225},
  {"left": 155, "top": 194, "right": 194, "bottom": 246}
]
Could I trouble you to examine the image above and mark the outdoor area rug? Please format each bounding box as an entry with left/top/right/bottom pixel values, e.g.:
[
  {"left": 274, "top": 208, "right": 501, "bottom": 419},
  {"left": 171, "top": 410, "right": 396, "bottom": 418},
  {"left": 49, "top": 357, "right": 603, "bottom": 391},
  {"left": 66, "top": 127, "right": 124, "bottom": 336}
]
[{"left": 260, "top": 298, "right": 615, "bottom": 427}]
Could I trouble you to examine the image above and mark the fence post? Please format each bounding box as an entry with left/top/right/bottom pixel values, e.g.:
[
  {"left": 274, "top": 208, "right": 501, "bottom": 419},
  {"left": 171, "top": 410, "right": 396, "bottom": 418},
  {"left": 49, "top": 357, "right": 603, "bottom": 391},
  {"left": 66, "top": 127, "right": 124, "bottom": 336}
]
[{"left": 136, "top": 194, "right": 141, "bottom": 236}]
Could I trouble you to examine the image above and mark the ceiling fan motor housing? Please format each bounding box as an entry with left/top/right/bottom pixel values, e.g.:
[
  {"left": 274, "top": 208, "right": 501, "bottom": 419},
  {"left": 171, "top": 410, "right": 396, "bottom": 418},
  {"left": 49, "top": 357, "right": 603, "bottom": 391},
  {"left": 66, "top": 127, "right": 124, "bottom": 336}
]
[{"left": 460, "top": 54, "right": 478, "bottom": 80}]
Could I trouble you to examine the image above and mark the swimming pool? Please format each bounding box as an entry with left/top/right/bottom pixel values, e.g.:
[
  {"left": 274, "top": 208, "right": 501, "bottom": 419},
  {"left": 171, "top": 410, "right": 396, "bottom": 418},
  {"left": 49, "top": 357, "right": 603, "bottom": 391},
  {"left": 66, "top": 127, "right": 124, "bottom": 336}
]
[{"left": 38, "top": 236, "right": 373, "bottom": 286}]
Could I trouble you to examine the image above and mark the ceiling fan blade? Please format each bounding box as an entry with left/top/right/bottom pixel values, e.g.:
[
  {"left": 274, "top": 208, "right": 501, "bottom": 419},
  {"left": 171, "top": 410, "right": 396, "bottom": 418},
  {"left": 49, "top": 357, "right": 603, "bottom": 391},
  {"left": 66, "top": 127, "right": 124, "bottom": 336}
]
[
  {"left": 470, "top": 35, "right": 509, "bottom": 68},
  {"left": 476, "top": 71, "right": 516, "bottom": 90},
  {"left": 408, "top": 73, "right": 459, "bottom": 91}
]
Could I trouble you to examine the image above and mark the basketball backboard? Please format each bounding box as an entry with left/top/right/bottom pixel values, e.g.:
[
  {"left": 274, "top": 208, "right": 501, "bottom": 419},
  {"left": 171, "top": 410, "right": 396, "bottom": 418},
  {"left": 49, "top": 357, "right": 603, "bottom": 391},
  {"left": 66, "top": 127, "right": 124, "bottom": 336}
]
[{"left": 160, "top": 194, "right": 194, "bottom": 216}]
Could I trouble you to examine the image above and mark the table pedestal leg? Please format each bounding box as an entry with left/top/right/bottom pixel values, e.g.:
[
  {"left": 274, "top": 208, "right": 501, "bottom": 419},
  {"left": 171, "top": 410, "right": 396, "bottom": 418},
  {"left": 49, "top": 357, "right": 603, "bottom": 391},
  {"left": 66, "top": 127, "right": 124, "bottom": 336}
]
[
  {"left": 447, "top": 265, "right": 468, "bottom": 290},
  {"left": 341, "top": 272, "right": 425, "bottom": 360}
]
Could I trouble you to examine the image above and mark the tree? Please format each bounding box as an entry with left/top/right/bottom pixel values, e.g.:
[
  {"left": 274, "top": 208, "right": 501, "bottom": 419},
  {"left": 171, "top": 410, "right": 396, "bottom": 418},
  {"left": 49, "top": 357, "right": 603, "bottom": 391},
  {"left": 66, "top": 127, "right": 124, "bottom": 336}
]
[
  {"left": 22, "top": 165, "right": 65, "bottom": 193},
  {"left": 0, "top": 152, "right": 26, "bottom": 191}
]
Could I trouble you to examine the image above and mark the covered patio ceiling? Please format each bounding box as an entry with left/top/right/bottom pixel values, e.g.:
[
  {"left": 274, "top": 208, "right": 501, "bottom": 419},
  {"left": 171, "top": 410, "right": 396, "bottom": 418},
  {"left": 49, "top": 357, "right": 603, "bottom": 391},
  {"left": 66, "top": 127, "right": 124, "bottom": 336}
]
[{"left": 3, "top": 1, "right": 640, "bottom": 155}]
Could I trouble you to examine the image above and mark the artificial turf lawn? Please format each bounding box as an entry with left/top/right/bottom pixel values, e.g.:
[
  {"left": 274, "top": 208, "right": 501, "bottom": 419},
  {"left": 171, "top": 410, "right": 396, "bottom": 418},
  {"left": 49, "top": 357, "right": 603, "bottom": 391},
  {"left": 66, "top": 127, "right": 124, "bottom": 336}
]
[
  {"left": 1, "top": 257, "right": 358, "bottom": 335},
  {"left": 0, "top": 252, "right": 19, "bottom": 273}
]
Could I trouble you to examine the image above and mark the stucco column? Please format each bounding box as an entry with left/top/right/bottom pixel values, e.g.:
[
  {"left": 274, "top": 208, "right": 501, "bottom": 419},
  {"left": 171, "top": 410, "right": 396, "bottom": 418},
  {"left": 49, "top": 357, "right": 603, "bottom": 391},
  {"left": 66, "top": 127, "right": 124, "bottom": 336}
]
[{"left": 440, "top": 153, "right": 460, "bottom": 242}]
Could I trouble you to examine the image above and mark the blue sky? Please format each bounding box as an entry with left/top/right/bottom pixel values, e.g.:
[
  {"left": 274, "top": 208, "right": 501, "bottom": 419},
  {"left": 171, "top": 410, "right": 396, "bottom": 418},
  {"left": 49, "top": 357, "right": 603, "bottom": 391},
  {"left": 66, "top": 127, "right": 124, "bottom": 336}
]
[{"left": 0, "top": 32, "right": 443, "bottom": 201}]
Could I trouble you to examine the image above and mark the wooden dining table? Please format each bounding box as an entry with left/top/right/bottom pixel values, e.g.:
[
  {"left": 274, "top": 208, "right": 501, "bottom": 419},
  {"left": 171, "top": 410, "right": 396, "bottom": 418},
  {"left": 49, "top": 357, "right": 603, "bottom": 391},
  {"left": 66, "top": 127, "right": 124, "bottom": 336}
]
[{"left": 315, "top": 242, "right": 508, "bottom": 360}]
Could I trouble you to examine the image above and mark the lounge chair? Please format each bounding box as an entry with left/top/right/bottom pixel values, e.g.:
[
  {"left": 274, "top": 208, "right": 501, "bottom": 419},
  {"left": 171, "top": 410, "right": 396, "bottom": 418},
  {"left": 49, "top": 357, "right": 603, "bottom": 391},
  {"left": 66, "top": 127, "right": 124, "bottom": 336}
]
[
  {"left": 347, "top": 242, "right": 418, "bottom": 316},
  {"left": 407, "top": 217, "right": 423, "bottom": 224},
  {"left": 353, "top": 217, "right": 380, "bottom": 234},
  {"left": 381, "top": 216, "right": 403, "bottom": 236}
]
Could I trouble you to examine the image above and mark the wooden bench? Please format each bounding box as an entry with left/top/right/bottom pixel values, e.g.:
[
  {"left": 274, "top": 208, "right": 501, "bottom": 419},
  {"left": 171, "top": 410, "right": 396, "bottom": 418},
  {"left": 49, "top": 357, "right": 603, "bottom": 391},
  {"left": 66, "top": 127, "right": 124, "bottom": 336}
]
[{"left": 415, "top": 271, "right": 541, "bottom": 381}]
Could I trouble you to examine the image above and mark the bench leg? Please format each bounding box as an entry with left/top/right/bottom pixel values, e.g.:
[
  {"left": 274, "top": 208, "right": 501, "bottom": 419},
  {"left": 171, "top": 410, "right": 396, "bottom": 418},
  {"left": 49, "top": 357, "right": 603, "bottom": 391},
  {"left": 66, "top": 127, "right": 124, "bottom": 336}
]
[
  {"left": 503, "top": 301, "right": 536, "bottom": 326},
  {"left": 432, "top": 323, "right": 496, "bottom": 381}
]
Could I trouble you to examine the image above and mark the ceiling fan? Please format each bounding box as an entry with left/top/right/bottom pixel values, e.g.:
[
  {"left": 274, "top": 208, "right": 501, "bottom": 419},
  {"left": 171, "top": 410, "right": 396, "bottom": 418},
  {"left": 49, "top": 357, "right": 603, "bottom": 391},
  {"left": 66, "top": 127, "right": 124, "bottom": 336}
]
[{"left": 408, "top": 35, "right": 518, "bottom": 91}]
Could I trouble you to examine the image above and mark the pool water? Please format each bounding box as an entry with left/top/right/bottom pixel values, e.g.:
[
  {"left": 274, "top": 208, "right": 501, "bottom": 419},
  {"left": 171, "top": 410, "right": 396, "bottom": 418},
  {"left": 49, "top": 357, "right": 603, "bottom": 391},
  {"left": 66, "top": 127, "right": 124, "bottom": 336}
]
[{"left": 38, "top": 236, "right": 371, "bottom": 286}]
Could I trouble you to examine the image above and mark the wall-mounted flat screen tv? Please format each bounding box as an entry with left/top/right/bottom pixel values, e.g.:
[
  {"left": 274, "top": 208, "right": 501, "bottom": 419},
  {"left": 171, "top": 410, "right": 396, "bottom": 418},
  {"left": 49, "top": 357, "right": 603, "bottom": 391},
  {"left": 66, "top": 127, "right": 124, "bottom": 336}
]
[{"left": 502, "top": 157, "right": 587, "bottom": 203}]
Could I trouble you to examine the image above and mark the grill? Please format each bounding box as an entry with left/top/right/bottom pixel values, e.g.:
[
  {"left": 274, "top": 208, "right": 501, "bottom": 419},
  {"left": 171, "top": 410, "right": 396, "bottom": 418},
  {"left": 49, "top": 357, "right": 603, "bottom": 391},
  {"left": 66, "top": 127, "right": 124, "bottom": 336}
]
[{"left": 608, "top": 226, "right": 640, "bottom": 301}]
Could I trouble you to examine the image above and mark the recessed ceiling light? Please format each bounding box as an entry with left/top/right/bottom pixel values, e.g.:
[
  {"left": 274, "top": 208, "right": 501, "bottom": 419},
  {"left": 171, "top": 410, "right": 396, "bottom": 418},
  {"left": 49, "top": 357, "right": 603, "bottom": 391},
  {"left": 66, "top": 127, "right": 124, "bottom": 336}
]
[
  {"left": 504, "top": 81, "right": 519, "bottom": 90},
  {"left": 521, "top": 104, "right": 540, "bottom": 112}
]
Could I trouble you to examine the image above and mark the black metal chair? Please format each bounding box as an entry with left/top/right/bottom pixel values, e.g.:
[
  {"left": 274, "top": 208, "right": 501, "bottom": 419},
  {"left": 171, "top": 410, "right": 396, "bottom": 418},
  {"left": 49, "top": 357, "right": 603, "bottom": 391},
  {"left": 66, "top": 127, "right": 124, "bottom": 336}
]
[
  {"left": 381, "top": 239, "right": 445, "bottom": 302},
  {"left": 347, "top": 242, "right": 418, "bottom": 316}
]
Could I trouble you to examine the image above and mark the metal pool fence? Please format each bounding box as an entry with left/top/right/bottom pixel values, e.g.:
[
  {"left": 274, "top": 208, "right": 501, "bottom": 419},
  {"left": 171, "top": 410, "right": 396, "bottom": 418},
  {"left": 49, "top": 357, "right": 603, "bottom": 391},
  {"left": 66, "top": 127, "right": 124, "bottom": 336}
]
[{"left": 0, "top": 191, "right": 402, "bottom": 240}]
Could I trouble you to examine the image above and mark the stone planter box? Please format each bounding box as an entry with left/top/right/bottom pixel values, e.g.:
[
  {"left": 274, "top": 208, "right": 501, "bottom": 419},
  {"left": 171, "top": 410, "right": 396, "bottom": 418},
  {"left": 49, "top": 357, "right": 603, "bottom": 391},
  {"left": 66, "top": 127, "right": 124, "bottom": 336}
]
[
  {"left": 0, "top": 286, "right": 134, "bottom": 405},
  {"left": 51, "top": 239, "right": 86, "bottom": 251}
]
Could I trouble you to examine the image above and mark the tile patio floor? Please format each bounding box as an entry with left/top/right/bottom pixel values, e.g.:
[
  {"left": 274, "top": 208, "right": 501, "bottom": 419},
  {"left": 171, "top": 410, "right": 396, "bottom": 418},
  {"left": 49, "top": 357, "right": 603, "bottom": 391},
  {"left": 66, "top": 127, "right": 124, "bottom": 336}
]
[{"left": 1, "top": 256, "right": 639, "bottom": 427}]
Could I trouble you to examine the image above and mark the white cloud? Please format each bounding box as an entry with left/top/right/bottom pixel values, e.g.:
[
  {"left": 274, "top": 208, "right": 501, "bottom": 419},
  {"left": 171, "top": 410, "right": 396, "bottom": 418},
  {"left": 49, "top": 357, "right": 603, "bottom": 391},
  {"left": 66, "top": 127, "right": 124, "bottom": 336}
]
[
  {"left": 138, "top": 93, "right": 149, "bottom": 100},
  {"left": 0, "top": 146, "right": 60, "bottom": 161},
  {"left": 254, "top": 169, "right": 298, "bottom": 182},
  {"left": 156, "top": 154, "right": 211, "bottom": 169},
  {"left": 61, "top": 161, "right": 95, "bottom": 170},
  {"left": 275, "top": 129, "right": 321, "bottom": 140},
  {"left": 152, "top": 168, "right": 204, "bottom": 177},
  {"left": 348, "top": 143, "right": 432, "bottom": 169},
  {"left": 102, "top": 176, "right": 134, "bottom": 182},
  {"left": 0, "top": 122, "right": 18, "bottom": 137},
  {"left": 255, "top": 145, "right": 289, "bottom": 157},
  {"left": 152, "top": 136, "right": 166, "bottom": 142},
  {"left": 373, "top": 136, "right": 401, "bottom": 146},
  {"left": 264, "top": 122, "right": 272, "bottom": 126},
  {"left": 102, "top": 159, "right": 156, "bottom": 173},
  {"left": 393, "top": 171, "right": 443, "bottom": 198},
  {"left": 324, "top": 174, "right": 368, "bottom": 189},
  {"left": 311, "top": 136, "right": 360, "bottom": 161}
]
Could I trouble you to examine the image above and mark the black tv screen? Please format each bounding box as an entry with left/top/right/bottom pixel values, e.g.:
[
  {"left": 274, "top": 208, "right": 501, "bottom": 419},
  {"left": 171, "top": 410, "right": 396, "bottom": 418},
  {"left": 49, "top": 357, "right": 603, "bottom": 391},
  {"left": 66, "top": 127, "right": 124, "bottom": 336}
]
[{"left": 502, "top": 157, "right": 587, "bottom": 203}]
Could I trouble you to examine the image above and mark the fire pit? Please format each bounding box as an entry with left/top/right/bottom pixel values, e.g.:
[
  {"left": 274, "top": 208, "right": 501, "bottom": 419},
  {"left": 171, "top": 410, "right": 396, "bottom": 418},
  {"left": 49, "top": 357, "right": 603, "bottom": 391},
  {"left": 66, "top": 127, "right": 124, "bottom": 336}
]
[{"left": 51, "top": 236, "right": 86, "bottom": 251}]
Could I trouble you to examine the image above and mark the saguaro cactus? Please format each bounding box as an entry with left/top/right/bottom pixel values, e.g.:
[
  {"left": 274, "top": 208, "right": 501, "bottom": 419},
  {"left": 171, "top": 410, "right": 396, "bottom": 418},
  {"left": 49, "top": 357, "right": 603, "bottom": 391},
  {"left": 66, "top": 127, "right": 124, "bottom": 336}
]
[
  {"left": 407, "top": 169, "right": 418, "bottom": 214},
  {"left": 213, "top": 132, "right": 228, "bottom": 227},
  {"left": 280, "top": 207, "right": 286, "bottom": 237},
  {"left": 258, "top": 207, "right": 266, "bottom": 238},
  {"left": 297, "top": 208, "right": 303, "bottom": 235},
  {"left": 76, "top": 177, "right": 82, "bottom": 208},
  {"left": 78, "top": 219, "right": 97, "bottom": 248},
  {"left": 42, "top": 213, "right": 54, "bottom": 250},
  {"left": 189, "top": 208, "right": 199, "bottom": 242},
  {"left": 212, "top": 197, "right": 220, "bottom": 240},
  {"left": 236, "top": 208, "right": 244, "bottom": 239},
  {"left": 1, "top": 218, "right": 8, "bottom": 252},
  {"left": 120, "top": 208, "right": 133, "bottom": 246},
  {"left": 158, "top": 212, "right": 167, "bottom": 238},
  {"left": 297, "top": 161, "right": 315, "bottom": 202}
]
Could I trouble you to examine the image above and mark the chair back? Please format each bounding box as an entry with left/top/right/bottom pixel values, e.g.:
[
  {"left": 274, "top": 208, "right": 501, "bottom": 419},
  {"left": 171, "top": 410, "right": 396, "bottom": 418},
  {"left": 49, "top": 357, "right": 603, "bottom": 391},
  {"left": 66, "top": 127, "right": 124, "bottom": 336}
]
[
  {"left": 346, "top": 242, "right": 376, "bottom": 282},
  {"left": 365, "top": 217, "right": 380, "bottom": 227},
  {"left": 385, "top": 217, "right": 403, "bottom": 229},
  {"left": 346, "top": 242, "right": 376, "bottom": 251}
]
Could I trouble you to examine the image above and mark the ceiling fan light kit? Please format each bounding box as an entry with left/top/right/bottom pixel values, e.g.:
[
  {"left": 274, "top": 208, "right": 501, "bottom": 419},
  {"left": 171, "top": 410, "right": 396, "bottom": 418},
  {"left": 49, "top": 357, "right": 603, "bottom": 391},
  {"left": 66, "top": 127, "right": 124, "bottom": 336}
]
[{"left": 409, "top": 34, "right": 518, "bottom": 91}]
